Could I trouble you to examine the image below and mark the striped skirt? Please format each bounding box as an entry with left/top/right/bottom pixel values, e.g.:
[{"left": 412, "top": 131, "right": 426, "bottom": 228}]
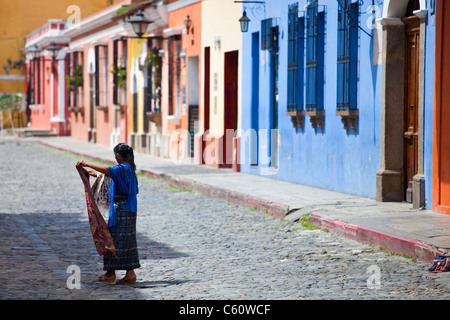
[{"left": 103, "top": 199, "right": 140, "bottom": 271}]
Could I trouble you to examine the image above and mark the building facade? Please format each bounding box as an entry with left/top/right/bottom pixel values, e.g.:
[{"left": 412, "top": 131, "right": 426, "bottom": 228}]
[
  {"left": 239, "top": 0, "right": 436, "bottom": 209},
  {"left": 377, "top": 0, "right": 433, "bottom": 210},
  {"left": 62, "top": 0, "right": 167, "bottom": 147},
  {"left": 10, "top": 0, "right": 123, "bottom": 132},
  {"left": 18, "top": 0, "right": 450, "bottom": 216},
  {"left": 240, "top": 0, "right": 382, "bottom": 198},
  {"left": 113, "top": 0, "right": 202, "bottom": 161},
  {"left": 113, "top": 1, "right": 168, "bottom": 154},
  {"left": 63, "top": 1, "right": 134, "bottom": 145},
  {"left": 23, "top": 20, "right": 71, "bottom": 136},
  {"left": 195, "top": 0, "right": 243, "bottom": 169},
  {"left": 163, "top": 0, "right": 202, "bottom": 161}
]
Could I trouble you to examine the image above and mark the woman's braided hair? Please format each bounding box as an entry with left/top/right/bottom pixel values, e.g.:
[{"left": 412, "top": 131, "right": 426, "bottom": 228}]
[{"left": 114, "top": 143, "right": 136, "bottom": 171}]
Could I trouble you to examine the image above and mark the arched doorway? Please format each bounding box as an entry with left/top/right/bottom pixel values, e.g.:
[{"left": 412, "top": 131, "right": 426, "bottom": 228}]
[{"left": 376, "top": 0, "right": 426, "bottom": 208}]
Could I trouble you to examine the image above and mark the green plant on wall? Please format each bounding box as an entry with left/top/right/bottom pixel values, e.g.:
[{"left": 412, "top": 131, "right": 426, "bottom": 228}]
[
  {"left": 66, "top": 65, "right": 83, "bottom": 91},
  {"left": 110, "top": 64, "right": 127, "bottom": 89}
]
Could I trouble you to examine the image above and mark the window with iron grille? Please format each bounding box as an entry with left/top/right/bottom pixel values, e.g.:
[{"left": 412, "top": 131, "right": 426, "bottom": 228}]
[
  {"left": 92, "top": 44, "right": 108, "bottom": 109},
  {"left": 337, "top": 0, "right": 358, "bottom": 111},
  {"left": 305, "top": 0, "right": 324, "bottom": 112},
  {"left": 287, "top": 3, "right": 305, "bottom": 113},
  {"left": 66, "top": 53, "right": 74, "bottom": 107},
  {"left": 29, "top": 58, "right": 39, "bottom": 105},
  {"left": 94, "top": 45, "right": 100, "bottom": 107},
  {"left": 67, "top": 51, "right": 84, "bottom": 108},
  {"left": 113, "top": 39, "right": 118, "bottom": 105},
  {"left": 30, "top": 57, "right": 42, "bottom": 106},
  {"left": 287, "top": 3, "right": 298, "bottom": 112}
]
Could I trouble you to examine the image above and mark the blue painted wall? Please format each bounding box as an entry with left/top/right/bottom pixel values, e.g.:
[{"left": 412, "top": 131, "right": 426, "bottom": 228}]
[{"left": 240, "top": 0, "right": 382, "bottom": 199}]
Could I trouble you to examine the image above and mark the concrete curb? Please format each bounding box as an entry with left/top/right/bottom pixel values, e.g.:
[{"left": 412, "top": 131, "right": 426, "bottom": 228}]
[
  {"left": 309, "top": 212, "right": 447, "bottom": 262},
  {"left": 139, "top": 168, "right": 290, "bottom": 219}
]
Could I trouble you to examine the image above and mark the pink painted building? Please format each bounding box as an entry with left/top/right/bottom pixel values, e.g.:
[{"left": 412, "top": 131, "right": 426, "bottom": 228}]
[
  {"left": 23, "top": 19, "right": 70, "bottom": 136},
  {"left": 64, "top": 0, "right": 168, "bottom": 148}
]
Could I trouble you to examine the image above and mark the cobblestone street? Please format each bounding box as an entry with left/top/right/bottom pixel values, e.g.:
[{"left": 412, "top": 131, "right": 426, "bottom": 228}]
[{"left": 1, "top": 138, "right": 450, "bottom": 301}]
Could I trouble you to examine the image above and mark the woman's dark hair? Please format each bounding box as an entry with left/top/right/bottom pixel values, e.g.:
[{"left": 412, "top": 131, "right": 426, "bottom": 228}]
[{"left": 114, "top": 143, "right": 136, "bottom": 171}]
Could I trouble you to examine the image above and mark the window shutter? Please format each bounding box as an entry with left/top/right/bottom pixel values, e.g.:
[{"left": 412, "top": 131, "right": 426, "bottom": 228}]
[
  {"left": 349, "top": 1, "right": 358, "bottom": 110},
  {"left": 113, "top": 40, "right": 118, "bottom": 105},
  {"left": 297, "top": 16, "right": 305, "bottom": 111},
  {"left": 337, "top": 0, "right": 358, "bottom": 111},
  {"left": 261, "top": 18, "right": 271, "bottom": 50},
  {"left": 94, "top": 45, "right": 99, "bottom": 107},
  {"left": 67, "top": 53, "right": 72, "bottom": 106},
  {"left": 287, "top": 3, "right": 299, "bottom": 112},
  {"left": 316, "top": 10, "right": 325, "bottom": 111},
  {"left": 305, "top": 0, "right": 317, "bottom": 111},
  {"left": 337, "top": 0, "right": 346, "bottom": 110}
]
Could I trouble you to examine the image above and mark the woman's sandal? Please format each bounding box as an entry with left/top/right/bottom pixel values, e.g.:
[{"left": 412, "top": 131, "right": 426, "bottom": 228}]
[
  {"left": 94, "top": 276, "right": 116, "bottom": 283},
  {"left": 115, "top": 277, "right": 136, "bottom": 285}
]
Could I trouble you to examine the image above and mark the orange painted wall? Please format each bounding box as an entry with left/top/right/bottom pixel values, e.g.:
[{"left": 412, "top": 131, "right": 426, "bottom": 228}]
[
  {"left": 433, "top": 0, "right": 450, "bottom": 214},
  {"left": 166, "top": 1, "right": 201, "bottom": 133}
]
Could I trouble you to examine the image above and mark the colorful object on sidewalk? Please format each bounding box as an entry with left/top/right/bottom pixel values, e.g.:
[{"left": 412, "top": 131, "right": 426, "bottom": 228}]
[
  {"left": 428, "top": 255, "right": 450, "bottom": 273},
  {"left": 76, "top": 166, "right": 116, "bottom": 256}
]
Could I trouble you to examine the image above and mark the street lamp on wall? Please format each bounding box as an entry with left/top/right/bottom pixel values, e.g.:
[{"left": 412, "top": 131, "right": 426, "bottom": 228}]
[
  {"left": 128, "top": 9, "right": 152, "bottom": 38},
  {"left": 28, "top": 43, "right": 62, "bottom": 61},
  {"left": 234, "top": 1, "right": 265, "bottom": 33},
  {"left": 184, "top": 15, "right": 192, "bottom": 35},
  {"left": 239, "top": 11, "right": 250, "bottom": 32},
  {"left": 28, "top": 44, "right": 42, "bottom": 59},
  {"left": 47, "top": 42, "right": 61, "bottom": 61}
]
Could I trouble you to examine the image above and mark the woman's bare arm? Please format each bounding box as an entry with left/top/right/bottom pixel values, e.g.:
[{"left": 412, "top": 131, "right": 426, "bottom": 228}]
[{"left": 76, "top": 160, "right": 110, "bottom": 176}]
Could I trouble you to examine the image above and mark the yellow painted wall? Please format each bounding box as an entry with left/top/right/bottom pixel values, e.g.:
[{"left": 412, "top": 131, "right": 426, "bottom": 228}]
[
  {"left": 0, "top": 0, "right": 122, "bottom": 92},
  {"left": 201, "top": 0, "right": 243, "bottom": 134}
]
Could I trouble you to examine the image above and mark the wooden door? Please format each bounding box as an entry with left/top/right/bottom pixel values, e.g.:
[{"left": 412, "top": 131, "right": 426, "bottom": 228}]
[
  {"left": 204, "top": 47, "right": 210, "bottom": 133},
  {"left": 403, "top": 16, "right": 420, "bottom": 202},
  {"left": 224, "top": 50, "right": 238, "bottom": 167}
]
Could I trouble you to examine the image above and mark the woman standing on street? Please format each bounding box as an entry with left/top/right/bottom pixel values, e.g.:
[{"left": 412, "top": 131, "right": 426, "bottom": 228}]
[{"left": 76, "top": 143, "right": 140, "bottom": 284}]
